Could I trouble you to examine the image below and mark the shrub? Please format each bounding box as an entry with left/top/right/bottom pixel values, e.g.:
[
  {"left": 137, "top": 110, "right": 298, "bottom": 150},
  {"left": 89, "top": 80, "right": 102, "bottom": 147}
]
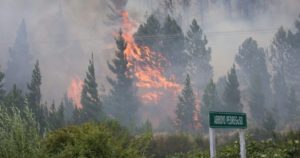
[
  {"left": 41, "top": 120, "right": 151, "bottom": 158},
  {"left": 146, "top": 133, "right": 196, "bottom": 158},
  {"left": 0, "top": 105, "right": 40, "bottom": 158}
]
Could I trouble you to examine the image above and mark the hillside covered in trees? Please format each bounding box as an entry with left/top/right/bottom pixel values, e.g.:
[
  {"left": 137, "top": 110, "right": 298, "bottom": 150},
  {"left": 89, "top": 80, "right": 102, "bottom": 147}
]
[{"left": 0, "top": 0, "right": 300, "bottom": 157}]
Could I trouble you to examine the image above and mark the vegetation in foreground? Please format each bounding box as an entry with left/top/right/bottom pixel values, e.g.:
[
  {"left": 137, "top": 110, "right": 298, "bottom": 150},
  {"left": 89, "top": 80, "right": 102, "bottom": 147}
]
[{"left": 0, "top": 103, "right": 300, "bottom": 158}]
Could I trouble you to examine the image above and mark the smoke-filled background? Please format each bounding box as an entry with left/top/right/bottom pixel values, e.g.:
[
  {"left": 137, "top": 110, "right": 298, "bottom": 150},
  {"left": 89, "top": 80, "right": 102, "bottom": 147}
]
[{"left": 0, "top": 0, "right": 300, "bottom": 130}]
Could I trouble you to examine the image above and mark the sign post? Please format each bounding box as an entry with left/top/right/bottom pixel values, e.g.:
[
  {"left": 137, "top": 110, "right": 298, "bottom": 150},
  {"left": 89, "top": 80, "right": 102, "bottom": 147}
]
[
  {"left": 209, "top": 127, "right": 216, "bottom": 158},
  {"left": 239, "top": 129, "right": 246, "bottom": 158},
  {"left": 209, "top": 111, "right": 247, "bottom": 158}
]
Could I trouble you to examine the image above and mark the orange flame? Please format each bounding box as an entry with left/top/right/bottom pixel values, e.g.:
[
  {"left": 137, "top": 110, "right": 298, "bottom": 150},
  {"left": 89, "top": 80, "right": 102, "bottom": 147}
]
[
  {"left": 67, "top": 78, "right": 83, "bottom": 109},
  {"left": 120, "top": 11, "right": 181, "bottom": 103}
]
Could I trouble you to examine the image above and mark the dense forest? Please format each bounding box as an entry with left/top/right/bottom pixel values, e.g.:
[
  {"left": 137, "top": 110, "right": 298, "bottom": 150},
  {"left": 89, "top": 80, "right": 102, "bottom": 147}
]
[{"left": 0, "top": 0, "right": 300, "bottom": 157}]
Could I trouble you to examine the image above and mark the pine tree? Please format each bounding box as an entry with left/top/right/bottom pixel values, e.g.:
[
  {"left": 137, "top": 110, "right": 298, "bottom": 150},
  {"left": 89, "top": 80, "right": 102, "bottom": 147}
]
[
  {"left": 223, "top": 65, "right": 242, "bottom": 112},
  {"left": 185, "top": 19, "right": 212, "bottom": 90},
  {"left": 175, "top": 74, "right": 197, "bottom": 132},
  {"left": 270, "top": 27, "right": 289, "bottom": 119},
  {"left": 161, "top": 15, "right": 187, "bottom": 79},
  {"left": 37, "top": 102, "right": 49, "bottom": 134},
  {"left": 27, "top": 60, "right": 48, "bottom": 134},
  {"left": 48, "top": 101, "right": 57, "bottom": 130},
  {"left": 263, "top": 110, "right": 276, "bottom": 132},
  {"left": 5, "top": 19, "right": 32, "bottom": 91},
  {"left": 27, "top": 60, "right": 41, "bottom": 111},
  {"left": 107, "top": 30, "right": 140, "bottom": 127},
  {"left": 3, "top": 84, "right": 24, "bottom": 110},
  {"left": 249, "top": 75, "right": 265, "bottom": 125},
  {"left": 271, "top": 18, "right": 300, "bottom": 104},
  {"left": 63, "top": 95, "right": 75, "bottom": 123},
  {"left": 200, "top": 79, "right": 220, "bottom": 132},
  {"left": 235, "top": 37, "right": 272, "bottom": 108},
  {"left": 49, "top": 101, "right": 64, "bottom": 130},
  {"left": 0, "top": 70, "right": 5, "bottom": 102},
  {"left": 72, "top": 107, "right": 83, "bottom": 125},
  {"left": 134, "top": 14, "right": 161, "bottom": 51},
  {"left": 80, "top": 54, "right": 103, "bottom": 122},
  {"left": 272, "top": 71, "right": 288, "bottom": 121},
  {"left": 57, "top": 102, "right": 64, "bottom": 127},
  {"left": 287, "top": 87, "right": 299, "bottom": 121}
]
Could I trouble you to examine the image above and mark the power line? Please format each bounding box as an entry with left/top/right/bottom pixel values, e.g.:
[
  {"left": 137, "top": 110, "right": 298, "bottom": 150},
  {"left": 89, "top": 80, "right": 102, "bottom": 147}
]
[{"left": 0, "top": 28, "right": 279, "bottom": 46}]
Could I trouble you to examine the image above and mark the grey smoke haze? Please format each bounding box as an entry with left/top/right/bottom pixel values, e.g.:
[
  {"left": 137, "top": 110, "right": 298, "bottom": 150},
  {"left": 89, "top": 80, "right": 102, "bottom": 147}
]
[{"left": 0, "top": 0, "right": 299, "bottom": 104}]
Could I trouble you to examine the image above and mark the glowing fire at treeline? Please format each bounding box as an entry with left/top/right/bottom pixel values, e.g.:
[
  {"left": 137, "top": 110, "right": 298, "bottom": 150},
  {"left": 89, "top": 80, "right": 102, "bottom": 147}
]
[
  {"left": 67, "top": 78, "right": 83, "bottom": 108},
  {"left": 67, "top": 10, "right": 181, "bottom": 107}
]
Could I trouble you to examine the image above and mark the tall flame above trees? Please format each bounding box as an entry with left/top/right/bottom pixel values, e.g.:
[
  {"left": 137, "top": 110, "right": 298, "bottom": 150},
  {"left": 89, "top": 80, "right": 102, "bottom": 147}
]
[{"left": 119, "top": 11, "right": 181, "bottom": 104}]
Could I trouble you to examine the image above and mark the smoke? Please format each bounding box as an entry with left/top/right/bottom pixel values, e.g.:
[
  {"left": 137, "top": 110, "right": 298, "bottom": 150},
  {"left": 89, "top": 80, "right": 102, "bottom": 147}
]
[{"left": 0, "top": 0, "right": 299, "bottom": 109}]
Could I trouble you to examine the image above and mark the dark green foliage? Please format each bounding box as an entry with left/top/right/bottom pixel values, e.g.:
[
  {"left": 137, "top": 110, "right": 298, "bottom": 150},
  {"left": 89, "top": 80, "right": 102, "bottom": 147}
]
[
  {"left": 27, "top": 60, "right": 48, "bottom": 134},
  {"left": 0, "top": 70, "right": 5, "bottom": 102},
  {"left": 42, "top": 121, "right": 150, "bottom": 158},
  {"left": 135, "top": 119, "right": 153, "bottom": 134},
  {"left": 27, "top": 60, "right": 41, "bottom": 110},
  {"left": 200, "top": 79, "right": 220, "bottom": 132},
  {"left": 175, "top": 74, "right": 197, "bottom": 132},
  {"left": 107, "top": 30, "right": 140, "bottom": 127},
  {"left": 3, "top": 85, "right": 24, "bottom": 110},
  {"left": 223, "top": 65, "right": 242, "bottom": 112},
  {"left": 48, "top": 101, "right": 64, "bottom": 130},
  {"left": 80, "top": 54, "right": 103, "bottom": 122},
  {"left": 72, "top": 107, "right": 83, "bottom": 124},
  {"left": 63, "top": 95, "right": 75, "bottom": 123},
  {"left": 185, "top": 19, "right": 212, "bottom": 89},
  {"left": 134, "top": 14, "right": 161, "bottom": 51},
  {"left": 218, "top": 135, "right": 300, "bottom": 158}
]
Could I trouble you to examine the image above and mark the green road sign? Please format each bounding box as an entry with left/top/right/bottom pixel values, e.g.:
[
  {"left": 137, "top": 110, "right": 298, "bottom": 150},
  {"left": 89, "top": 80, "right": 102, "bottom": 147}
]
[{"left": 209, "top": 111, "right": 247, "bottom": 128}]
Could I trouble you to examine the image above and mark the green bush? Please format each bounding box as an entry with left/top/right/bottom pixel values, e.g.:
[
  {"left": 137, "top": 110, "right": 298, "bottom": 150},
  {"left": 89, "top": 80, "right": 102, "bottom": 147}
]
[
  {"left": 41, "top": 120, "right": 151, "bottom": 158},
  {"left": 146, "top": 133, "right": 197, "bottom": 158},
  {"left": 0, "top": 105, "right": 41, "bottom": 158}
]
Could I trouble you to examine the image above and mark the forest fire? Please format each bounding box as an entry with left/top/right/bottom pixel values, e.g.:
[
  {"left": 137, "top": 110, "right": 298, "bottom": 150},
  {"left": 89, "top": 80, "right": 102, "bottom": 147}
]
[
  {"left": 120, "top": 11, "right": 181, "bottom": 103},
  {"left": 67, "top": 78, "right": 83, "bottom": 109}
]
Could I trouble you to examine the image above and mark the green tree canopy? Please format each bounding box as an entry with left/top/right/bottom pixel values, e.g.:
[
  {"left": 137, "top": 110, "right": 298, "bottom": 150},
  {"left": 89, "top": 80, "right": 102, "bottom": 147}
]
[
  {"left": 185, "top": 19, "right": 212, "bottom": 90},
  {"left": 200, "top": 79, "right": 220, "bottom": 131},
  {"left": 175, "top": 74, "right": 197, "bottom": 132},
  {"left": 27, "top": 60, "right": 41, "bottom": 110},
  {"left": 223, "top": 65, "right": 242, "bottom": 112},
  {"left": 134, "top": 14, "right": 161, "bottom": 51},
  {"left": 107, "top": 30, "right": 140, "bottom": 127},
  {"left": 80, "top": 54, "right": 103, "bottom": 122}
]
